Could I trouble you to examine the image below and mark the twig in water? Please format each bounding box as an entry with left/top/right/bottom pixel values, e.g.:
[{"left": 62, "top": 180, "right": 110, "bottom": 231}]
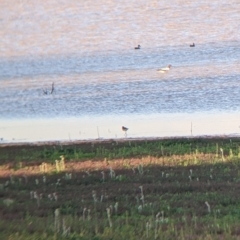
[
  {"left": 50, "top": 82, "right": 55, "bottom": 94},
  {"left": 42, "top": 82, "right": 55, "bottom": 95}
]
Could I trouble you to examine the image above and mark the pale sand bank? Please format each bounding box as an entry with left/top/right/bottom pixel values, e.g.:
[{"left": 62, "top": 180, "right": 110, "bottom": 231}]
[{"left": 0, "top": 112, "right": 239, "bottom": 144}]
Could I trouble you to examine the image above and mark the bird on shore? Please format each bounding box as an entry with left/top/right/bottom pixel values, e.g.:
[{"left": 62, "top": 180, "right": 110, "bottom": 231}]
[
  {"left": 190, "top": 43, "right": 195, "bottom": 47},
  {"left": 135, "top": 45, "right": 141, "bottom": 49},
  {"left": 122, "top": 126, "right": 129, "bottom": 137},
  {"left": 157, "top": 64, "right": 172, "bottom": 73}
]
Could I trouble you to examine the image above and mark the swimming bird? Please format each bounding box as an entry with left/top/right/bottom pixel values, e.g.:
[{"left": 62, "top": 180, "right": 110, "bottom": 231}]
[
  {"left": 135, "top": 45, "right": 141, "bottom": 49},
  {"left": 190, "top": 43, "right": 195, "bottom": 47},
  {"left": 157, "top": 64, "right": 172, "bottom": 73}
]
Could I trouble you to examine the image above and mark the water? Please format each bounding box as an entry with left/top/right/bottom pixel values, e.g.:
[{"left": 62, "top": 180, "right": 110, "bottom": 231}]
[{"left": 1, "top": 0, "right": 240, "bottom": 142}]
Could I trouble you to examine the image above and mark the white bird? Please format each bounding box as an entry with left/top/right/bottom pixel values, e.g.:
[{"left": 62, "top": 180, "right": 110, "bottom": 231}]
[{"left": 157, "top": 64, "right": 172, "bottom": 73}]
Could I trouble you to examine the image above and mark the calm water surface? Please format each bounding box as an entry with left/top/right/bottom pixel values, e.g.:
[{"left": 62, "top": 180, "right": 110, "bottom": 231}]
[{"left": 1, "top": 0, "right": 240, "bottom": 142}]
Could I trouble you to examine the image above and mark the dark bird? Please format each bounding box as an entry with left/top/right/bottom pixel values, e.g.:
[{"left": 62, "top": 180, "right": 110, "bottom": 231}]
[
  {"left": 122, "top": 126, "right": 128, "bottom": 137},
  {"left": 190, "top": 43, "right": 195, "bottom": 47},
  {"left": 135, "top": 45, "right": 141, "bottom": 49}
]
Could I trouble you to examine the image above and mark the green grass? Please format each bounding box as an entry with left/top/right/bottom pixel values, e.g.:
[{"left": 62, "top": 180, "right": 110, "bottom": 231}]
[
  {"left": 1, "top": 137, "right": 240, "bottom": 239},
  {"left": 1, "top": 137, "right": 240, "bottom": 163}
]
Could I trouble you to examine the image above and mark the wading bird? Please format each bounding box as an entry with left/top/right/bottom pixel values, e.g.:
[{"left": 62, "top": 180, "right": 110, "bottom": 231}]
[{"left": 122, "top": 126, "right": 128, "bottom": 137}]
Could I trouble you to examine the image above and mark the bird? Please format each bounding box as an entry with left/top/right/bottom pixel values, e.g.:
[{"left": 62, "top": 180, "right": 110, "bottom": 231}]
[
  {"left": 190, "top": 43, "right": 195, "bottom": 47},
  {"left": 122, "top": 126, "right": 129, "bottom": 137},
  {"left": 157, "top": 64, "right": 172, "bottom": 73},
  {"left": 135, "top": 45, "right": 141, "bottom": 49}
]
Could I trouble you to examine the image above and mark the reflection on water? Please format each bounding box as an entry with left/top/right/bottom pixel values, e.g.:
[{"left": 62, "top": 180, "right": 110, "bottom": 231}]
[{"left": 0, "top": 0, "right": 240, "bottom": 142}]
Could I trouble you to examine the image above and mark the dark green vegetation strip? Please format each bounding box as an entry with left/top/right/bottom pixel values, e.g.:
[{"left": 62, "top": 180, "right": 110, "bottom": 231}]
[{"left": 1, "top": 137, "right": 240, "bottom": 163}]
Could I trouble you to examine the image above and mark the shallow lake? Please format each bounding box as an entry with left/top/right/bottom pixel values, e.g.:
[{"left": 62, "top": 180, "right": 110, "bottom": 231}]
[{"left": 1, "top": 0, "right": 240, "bottom": 142}]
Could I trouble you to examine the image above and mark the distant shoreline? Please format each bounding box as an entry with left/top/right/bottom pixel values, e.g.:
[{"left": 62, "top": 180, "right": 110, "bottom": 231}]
[{"left": 1, "top": 134, "right": 240, "bottom": 149}]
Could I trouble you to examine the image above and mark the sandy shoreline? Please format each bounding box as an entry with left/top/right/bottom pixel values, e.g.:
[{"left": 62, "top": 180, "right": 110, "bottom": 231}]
[{"left": 1, "top": 112, "right": 240, "bottom": 144}]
